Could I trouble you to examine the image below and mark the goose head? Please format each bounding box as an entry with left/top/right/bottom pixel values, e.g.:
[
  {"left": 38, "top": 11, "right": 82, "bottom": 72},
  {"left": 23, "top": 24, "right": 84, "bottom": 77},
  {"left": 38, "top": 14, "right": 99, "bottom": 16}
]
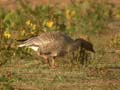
[{"left": 72, "top": 38, "right": 95, "bottom": 53}]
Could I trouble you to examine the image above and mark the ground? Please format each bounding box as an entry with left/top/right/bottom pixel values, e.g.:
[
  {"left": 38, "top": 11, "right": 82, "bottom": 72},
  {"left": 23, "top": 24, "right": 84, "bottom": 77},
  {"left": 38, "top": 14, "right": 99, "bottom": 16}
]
[{"left": 1, "top": 0, "right": 120, "bottom": 10}]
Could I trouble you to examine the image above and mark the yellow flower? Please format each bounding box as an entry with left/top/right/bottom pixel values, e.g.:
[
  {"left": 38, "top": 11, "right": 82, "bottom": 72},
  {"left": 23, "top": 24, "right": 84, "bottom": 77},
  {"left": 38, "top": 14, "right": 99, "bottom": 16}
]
[
  {"left": 26, "top": 20, "right": 31, "bottom": 26},
  {"left": 30, "top": 23, "right": 33, "bottom": 27},
  {"left": 46, "top": 20, "right": 54, "bottom": 28},
  {"left": 66, "top": 9, "right": 70, "bottom": 19},
  {"left": 4, "top": 31, "right": 11, "bottom": 38},
  {"left": 31, "top": 31, "right": 35, "bottom": 34},
  {"left": 115, "top": 13, "right": 120, "bottom": 19},
  {"left": 26, "top": 20, "right": 36, "bottom": 30},
  {"left": 21, "top": 29, "right": 25, "bottom": 36},
  {"left": 31, "top": 24, "right": 36, "bottom": 30},
  {"left": 65, "top": 9, "right": 76, "bottom": 19}
]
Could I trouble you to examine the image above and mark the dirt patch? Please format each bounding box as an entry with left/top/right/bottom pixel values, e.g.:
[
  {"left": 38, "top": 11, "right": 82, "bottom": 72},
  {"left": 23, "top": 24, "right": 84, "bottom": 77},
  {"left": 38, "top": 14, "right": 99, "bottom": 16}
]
[
  {"left": 0, "top": 0, "right": 71, "bottom": 10},
  {"left": 0, "top": 0, "right": 120, "bottom": 10}
]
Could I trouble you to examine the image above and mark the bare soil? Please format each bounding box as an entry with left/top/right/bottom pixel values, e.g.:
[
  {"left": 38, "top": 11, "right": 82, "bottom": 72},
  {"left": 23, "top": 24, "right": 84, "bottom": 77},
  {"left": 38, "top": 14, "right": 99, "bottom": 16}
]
[{"left": 0, "top": 0, "right": 120, "bottom": 10}]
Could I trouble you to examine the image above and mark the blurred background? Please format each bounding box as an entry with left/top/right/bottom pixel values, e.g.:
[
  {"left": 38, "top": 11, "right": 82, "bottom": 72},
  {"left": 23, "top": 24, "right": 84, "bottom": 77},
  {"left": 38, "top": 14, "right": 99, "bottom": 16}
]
[{"left": 0, "top": 0, "right": 120, "bottom": 9}]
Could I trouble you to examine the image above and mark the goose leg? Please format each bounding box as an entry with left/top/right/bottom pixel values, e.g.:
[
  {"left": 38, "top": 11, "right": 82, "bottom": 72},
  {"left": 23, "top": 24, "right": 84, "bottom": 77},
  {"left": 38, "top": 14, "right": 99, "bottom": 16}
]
[
  {"left": 51, "top": 56, "right": 58, "bottom": 68},
  {"left": 37, "top": 51, "right": 40, "bottom": 56},
  {"left": 43, "top": 56, "right": 49, "bottom": 64},
  {"left": 37, "top": 51, "right": 49, "bottom": 64},
  {"left": 45, "top": 57, "right": 51, "bottom": 67},
  {"left": 42, "top": 56, "right": 50, "bottom": 66}
]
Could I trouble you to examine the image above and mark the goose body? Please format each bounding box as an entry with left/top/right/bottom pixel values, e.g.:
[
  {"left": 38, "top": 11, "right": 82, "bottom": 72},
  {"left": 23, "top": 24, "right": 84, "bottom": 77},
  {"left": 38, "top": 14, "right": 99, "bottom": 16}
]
[
  {"left": 18, "top": 31, "right": 94, "bottom": 68},
  {"left": 18, "top": 31, "right": 74, "bottom": 56}
]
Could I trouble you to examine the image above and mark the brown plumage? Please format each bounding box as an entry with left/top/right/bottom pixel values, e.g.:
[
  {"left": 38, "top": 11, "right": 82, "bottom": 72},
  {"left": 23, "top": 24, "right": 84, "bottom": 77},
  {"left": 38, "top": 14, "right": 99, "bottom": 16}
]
[{"left": 18, "top": 31, "right": 94, "bottom": 68}]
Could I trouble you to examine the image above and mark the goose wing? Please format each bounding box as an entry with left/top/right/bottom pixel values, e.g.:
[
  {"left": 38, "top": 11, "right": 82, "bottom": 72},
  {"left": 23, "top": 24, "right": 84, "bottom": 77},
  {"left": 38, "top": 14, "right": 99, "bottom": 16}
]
[
  {"left": 18, "top": 31, "right": 74, "bottom": 54},
  {"left": 38, "top": 31, "right": 74, "bottom": 55}
]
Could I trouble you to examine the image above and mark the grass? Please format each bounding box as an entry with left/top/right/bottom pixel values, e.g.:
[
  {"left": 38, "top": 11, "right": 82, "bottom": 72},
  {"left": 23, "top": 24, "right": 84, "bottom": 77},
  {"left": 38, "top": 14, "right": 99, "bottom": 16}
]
[{"left": 0, "top": 0, "right": 120, "bottom": 90}]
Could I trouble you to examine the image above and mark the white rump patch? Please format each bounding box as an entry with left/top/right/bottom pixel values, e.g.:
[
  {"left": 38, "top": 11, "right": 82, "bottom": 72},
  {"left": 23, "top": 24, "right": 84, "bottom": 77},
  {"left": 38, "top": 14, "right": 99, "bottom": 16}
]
[
  {"left": 18, "top": 44, "right": 39, "bottom": 51},
  {"left": 18, "top": 44, "right": 26, "bottom": 47},
  {"left": 28, "top": 46, "right": 39, "bottom": 51}
]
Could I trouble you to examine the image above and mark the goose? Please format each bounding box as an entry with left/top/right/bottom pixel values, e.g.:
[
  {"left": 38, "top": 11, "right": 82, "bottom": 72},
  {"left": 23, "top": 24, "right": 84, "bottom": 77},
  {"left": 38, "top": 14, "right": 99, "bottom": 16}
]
[{"left": 18, "top": 31, "right": 94, "bottom": 68}]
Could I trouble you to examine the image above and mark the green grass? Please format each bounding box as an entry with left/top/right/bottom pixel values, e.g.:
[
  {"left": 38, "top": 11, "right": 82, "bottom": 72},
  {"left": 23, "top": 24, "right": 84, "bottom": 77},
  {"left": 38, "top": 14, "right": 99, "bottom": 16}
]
[{"left": 0, "top": 0, "right": 120, "bottom": 90}]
